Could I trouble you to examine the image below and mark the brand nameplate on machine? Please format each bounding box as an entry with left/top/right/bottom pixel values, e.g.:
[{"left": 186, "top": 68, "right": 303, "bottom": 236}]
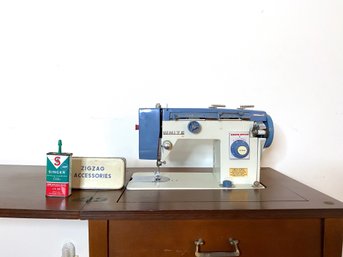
[{"left": 163, "top": 131, "right": 185, "bottom": 135}]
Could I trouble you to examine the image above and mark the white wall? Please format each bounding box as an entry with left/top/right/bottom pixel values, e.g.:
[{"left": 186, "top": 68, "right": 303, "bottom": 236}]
[{"left": 0, "top": 218, "right": 89, "bottom": 257}]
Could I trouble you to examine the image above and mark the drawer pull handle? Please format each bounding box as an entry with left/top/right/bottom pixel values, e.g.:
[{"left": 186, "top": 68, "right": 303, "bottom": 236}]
[{"left": 194, "top": 238, "right": 240, "bottom": 257}]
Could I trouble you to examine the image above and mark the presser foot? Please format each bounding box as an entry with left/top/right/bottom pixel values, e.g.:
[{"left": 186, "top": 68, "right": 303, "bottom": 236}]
[{"left": 129, "top": 173, "right": 170, "bottom": 183}]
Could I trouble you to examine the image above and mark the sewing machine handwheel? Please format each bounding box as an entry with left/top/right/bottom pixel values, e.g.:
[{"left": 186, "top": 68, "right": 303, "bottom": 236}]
[{"left": 264, "top": 115, "right": 274, "bottom": 148}]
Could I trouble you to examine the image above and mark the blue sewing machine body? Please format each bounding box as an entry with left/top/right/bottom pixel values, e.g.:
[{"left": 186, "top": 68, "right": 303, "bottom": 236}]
[
  {"left": 139, "top": 107, "right": 273, "bottom": 160},
  {"left": 129, "top": 105, "right": 274, "bottom": 190}
]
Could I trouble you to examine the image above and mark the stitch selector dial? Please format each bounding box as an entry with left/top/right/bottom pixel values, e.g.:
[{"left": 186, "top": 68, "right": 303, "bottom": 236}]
[{"left": 231, "top": 140, "right": 250, "bottom": 159}]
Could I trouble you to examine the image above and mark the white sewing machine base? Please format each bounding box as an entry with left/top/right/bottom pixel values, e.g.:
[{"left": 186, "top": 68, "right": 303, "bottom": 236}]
[{"left": 126, "top": 172, "right": 265, "bottom": 190}]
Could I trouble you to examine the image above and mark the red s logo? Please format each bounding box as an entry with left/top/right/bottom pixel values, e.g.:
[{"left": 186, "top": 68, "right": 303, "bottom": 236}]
[{"left": 54, "top": 156, "right": 61, "bottom": 166}]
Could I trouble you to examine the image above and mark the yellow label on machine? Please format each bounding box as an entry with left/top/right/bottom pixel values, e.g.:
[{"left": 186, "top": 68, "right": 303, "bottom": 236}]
[{"left": 229, "top": 168, "right": 248, "bottom": 177}]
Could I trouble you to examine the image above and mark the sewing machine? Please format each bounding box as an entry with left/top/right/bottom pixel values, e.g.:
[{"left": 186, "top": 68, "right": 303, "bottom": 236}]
[{"left": 127, "top": 104, "right": 274, "bottom": 190}]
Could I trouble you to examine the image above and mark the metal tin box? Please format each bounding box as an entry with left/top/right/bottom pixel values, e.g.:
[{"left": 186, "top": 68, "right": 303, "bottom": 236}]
[{"left": 72, "top": 157, "right": 126, "bottom": 189}]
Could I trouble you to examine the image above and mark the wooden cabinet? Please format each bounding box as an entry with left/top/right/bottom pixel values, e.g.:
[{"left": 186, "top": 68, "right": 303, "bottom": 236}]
[
  {"left": 90, "top": 218, "right": 343, "bottom": 257},
  {"left": 0, "top": 165, "right": 342, "bottom": 257},
  {"left": 108, "top": 219, "right": 321, "bottom": 257},
  {"left": 86, "top": 168, "right": 343, "bottom": 257}
]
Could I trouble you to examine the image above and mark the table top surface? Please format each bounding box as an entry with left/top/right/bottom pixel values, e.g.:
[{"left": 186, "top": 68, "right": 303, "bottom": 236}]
[{"left": 0, "top": 165, "right": 342, "bottom": 220}]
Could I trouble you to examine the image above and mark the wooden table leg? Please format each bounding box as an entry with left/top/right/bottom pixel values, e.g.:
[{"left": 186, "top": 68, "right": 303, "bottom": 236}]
[
  {"left": 323, "top": 218, "right": 343, "bottom": 257},
  {"left": 89, "top": 220, "right": 108, "bottom": 257}
]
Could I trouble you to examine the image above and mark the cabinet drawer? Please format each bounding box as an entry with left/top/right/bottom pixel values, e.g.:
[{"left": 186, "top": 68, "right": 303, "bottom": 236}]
[{"left": 109, "top": 219, "right": 321, "bottom": 257}]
